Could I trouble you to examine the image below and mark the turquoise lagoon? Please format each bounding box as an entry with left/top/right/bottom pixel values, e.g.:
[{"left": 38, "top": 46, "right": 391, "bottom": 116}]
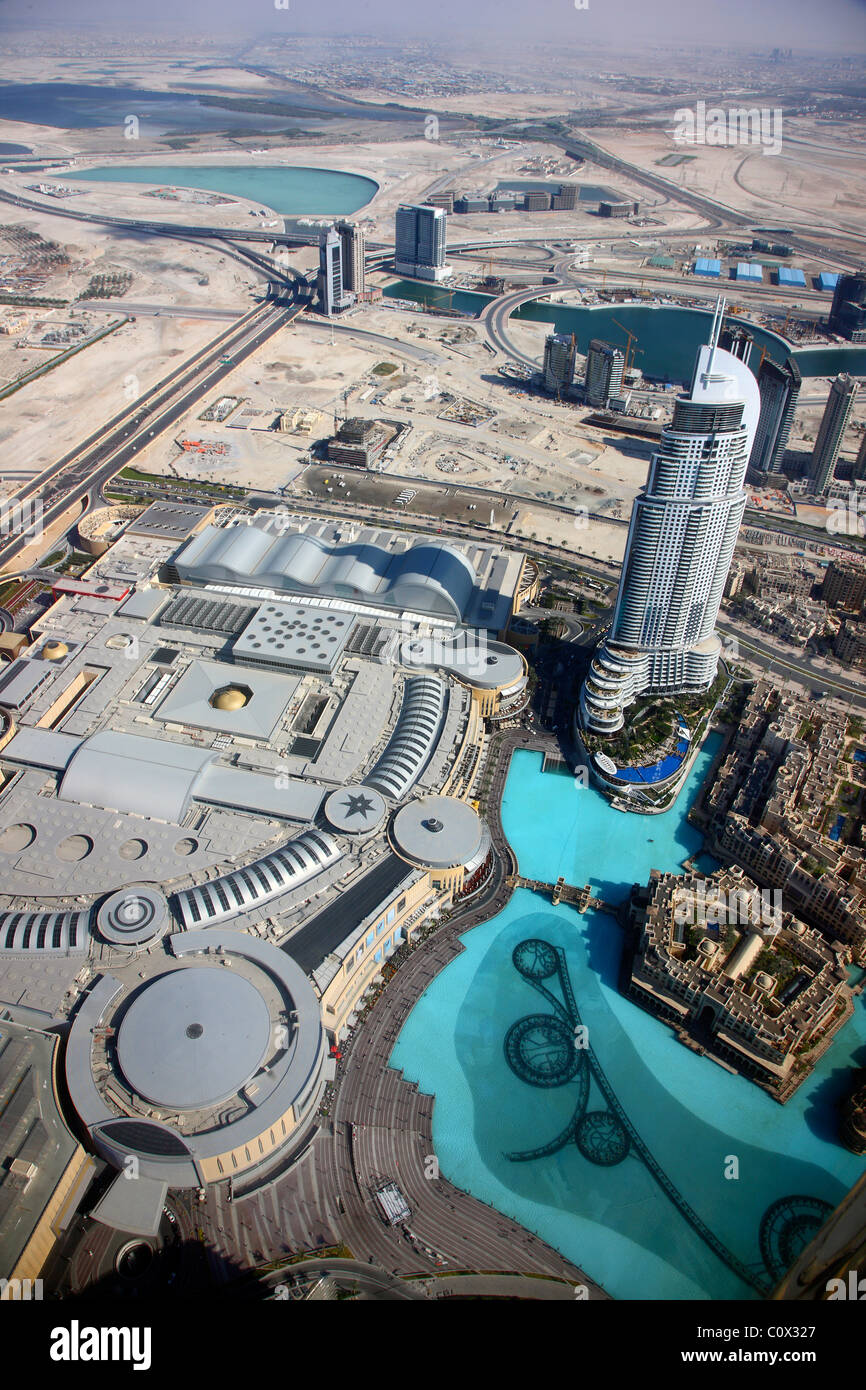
[
  {"left": 65, "top": 164, "right": 378, "bottom": 217},
  {"left": 390, "top": 740, "right": 866, "bottom": 1299},
  {"left": 383, "top": 281, "right": 866, "bottom": 382}
]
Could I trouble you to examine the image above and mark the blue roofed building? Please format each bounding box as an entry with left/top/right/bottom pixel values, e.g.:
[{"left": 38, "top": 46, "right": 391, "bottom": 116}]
[{"left": 778, "top": 267, "right": 807, "bottom": 288}]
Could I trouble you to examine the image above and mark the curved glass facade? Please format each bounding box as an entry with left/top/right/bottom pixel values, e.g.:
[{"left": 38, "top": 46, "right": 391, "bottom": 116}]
[{"left": 582, "top": 320, "right": 760, "bottom": 735}]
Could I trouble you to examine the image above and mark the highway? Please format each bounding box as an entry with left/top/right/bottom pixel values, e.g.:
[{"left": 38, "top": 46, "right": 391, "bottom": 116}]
[
  {"left": 76, "top": 298, "right": 243, "bottom": 321},
  {"left": 0, "top": 186, "right": 318, "bottom": 246},
  {"left": 4, "top": 162, "right": 863, "bottom": 711},
  {"left": 301, "top": 315, "right": 445, "bottom": 366},
  {"left": 0, "top": 296, "right": 305, "bottom": 572},
  {"left": 550, "top": 132, "right": 865, "bottom": 265}
]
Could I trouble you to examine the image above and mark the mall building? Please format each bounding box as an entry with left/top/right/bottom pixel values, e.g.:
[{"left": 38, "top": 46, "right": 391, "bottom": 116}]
[{"left": 0, "top": 505, "right": 530, "bottom": 1248}]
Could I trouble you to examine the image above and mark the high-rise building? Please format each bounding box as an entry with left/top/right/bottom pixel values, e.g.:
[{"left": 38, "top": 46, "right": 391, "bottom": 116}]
[
  {"left": 543, "top": 333, "right": 576, "bottom": 394},
  {"left": 318, "top": 226, "right": 351, "bottom": 316},
  {"left": 810, "top": 374, "right": 858, "bottom": 494},
  {"left": 580, "top": 300, "right": 760, "bottom": 736},
  {"left": 828, "top": 271, "right": 866, "bottom": 343},
  {"left": 854, "top": 430, "right": 866, "bottom": 483},
  {"left": 584, "top": 340, "right": 625, "bottom": 408},
  {"left": 336, "top": 220, "right": 366, "bottom": 299},
  {"left": 394, "top": 204, "right": 450, "bottom": 282},
  {"left": 552, "top": 182, "right": 577, "bottom": 210},
  {"left": 719, "top": 324, "right": 753, "bottom": 362},
  {"left": 823, "top": 560, "right": 866, "bottom": 614},
  {"left": 748, "top": 355, "right": 801, "bottom": 481}
]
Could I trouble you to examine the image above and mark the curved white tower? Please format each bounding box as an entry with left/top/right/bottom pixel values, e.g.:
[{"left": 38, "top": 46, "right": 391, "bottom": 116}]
[{"left": 581, "top": 302, "right": 760, "bottom": 735}]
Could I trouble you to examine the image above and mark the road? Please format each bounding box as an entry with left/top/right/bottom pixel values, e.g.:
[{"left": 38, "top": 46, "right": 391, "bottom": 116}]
[
  {"left": 552, "top": 132, "right": 866, "bottom": 264},
  {"left": 0, "top": 186, "right": 318, "bottom": 246},
  {"left": 77, "top": 298, "right": 243, "bottom": 321},
  {"left": 301, "top": 315, "right": 444, "bottom": 366},
  {"left": 0, "top": 296, "right": 306, "bottom": 573},
  {"left": 716, "top": 621, "right": 866, "bottom": 710}
]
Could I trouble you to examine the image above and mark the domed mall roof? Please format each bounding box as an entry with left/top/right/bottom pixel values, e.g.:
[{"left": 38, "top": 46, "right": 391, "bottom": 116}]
[{"left": 211, "top": 686, "right": 249, "bottom": 711}]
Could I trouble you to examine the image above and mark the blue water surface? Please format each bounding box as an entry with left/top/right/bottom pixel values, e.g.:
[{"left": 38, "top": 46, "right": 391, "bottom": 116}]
[
  {"left": 66, "top": 163, "right": 378, "bottom": 216},
  {"left": 390, "top": 740, "right": 866, "bottom": 1299},
  {"left": 383, "top": 282, "right": 866, "bottom": 382}
]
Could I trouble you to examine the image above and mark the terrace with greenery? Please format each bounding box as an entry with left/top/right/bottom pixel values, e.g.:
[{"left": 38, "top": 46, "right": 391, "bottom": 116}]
[{"left": 581, "top": 673, "right": 728, "bottom": 769}]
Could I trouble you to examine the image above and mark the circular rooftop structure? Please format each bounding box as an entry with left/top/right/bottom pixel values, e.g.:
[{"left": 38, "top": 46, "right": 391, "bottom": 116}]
[
  {"left": 42, "top": 639, "right": 68, "bottom": 661},
  {"left": 390, "top": 795, "right": 487, "bottom": 871},
  {"left": 116, "top": 968, "right": 271, "bottom": 1111},
  {"left": 97, "top": 885, "right": 169, "bottom": 948},
  {"left": 65, "top": 932, "right": 327, "bottom": 1191},
  {"left": 210, "top": 684, "right": 251, "bottom": 711},
  {"left": 324, "top": 784, "right": 386, "bottom": 835}
]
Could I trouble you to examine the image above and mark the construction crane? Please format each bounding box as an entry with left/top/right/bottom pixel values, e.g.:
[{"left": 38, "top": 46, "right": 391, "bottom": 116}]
[
  {"left": 611, "top": 317, "right": 642, "bottom": 376},
  {"left": 429, "top": 285, "right": 454, "bottom": 311}
]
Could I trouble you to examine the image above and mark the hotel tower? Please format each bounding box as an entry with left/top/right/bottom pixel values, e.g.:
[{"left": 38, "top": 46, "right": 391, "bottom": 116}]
[{"left": 580, "top": 301, "right": 760, "bottom": 735}]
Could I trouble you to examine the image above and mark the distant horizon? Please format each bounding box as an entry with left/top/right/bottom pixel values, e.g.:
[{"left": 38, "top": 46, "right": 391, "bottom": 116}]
[
  {"left": 3, "top": 26, "right": 866, "bottom": 54},
  {"left": 1, "top": 0, "right": 865, "bottom": 54}
]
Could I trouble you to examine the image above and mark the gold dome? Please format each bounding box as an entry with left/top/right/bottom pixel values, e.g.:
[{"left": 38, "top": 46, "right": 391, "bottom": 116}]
[
  {"left": 212, "top": 686, "right": 249, "bottom": 711},
  {"left": 42, "top": 640, "right": 68, "bottom": 661}
]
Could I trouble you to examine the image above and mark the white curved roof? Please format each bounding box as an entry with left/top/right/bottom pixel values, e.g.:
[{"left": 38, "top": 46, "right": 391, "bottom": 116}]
[
  {"left": 363, "top": 676, "right": 446, "bottom": 800},
  {"left": 60, "top": 732, "right": 216, "bottom": 822},
  {"left": 173, "top": 828, "right": 342, "bottom": 929},
  {"left": 0, "top": 908, "right": 90, "bottom": 955},
  {"left": 174, "top": 524, "right": 478, "bottom": 621},
  {"left": 691, "top": 342, "right": 761, "bottom": 439},
  {"left": 401, "top": 636, "right": 525, "bottom": 691}
]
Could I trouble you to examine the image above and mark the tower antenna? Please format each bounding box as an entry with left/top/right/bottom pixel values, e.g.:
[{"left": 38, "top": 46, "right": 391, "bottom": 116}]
[{"left": 707, "top": 296, "right": 727, "bottom": 373}]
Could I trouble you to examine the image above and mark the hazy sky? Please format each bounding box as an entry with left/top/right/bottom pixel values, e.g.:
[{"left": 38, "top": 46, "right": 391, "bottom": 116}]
[{"left": 3, "top": 0, "right": 865, "bottom": 50}]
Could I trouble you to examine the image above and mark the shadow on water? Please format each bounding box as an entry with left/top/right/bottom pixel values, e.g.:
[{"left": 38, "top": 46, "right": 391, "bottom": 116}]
[
  {"left": 581, "top": 904, "right": 624, "bottom": 991},
  {"left": 802, "top": 1030, "right": 866, "bottom": 1145}
]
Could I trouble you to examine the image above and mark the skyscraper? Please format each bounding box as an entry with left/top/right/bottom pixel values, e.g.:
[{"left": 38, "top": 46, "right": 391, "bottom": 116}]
[
  {"left": 829, "top": 270, "right": 866, "bottom": 343},
  {"left": 810, "top": 374, "right": 858, "bottom": 495},
  {"left": 336, "top": 220, "right": 366, "bottom": 298},
  {"left": 394, "top": 204, "right": 450, "bottom": 282},
  {"left": 719, "top": 324, "right": 754, "bottom": 362},
  {"left": 584, "top": 340, "right": 625, "bottom": 408},
  {"left": 580, "top": 300, "right": 760, "bottom": 736},
  {"left": 748, "top": 355, "right": 801, "bottom": 482},
  {"left": 318, "top": 226, "right": 351, "bottom": 316},
  {"left": 854, "top": 431, "right": 866, "bottom": 484},
  {"left": 543, "top": 333, "right": 576, "bottom": 394}
]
